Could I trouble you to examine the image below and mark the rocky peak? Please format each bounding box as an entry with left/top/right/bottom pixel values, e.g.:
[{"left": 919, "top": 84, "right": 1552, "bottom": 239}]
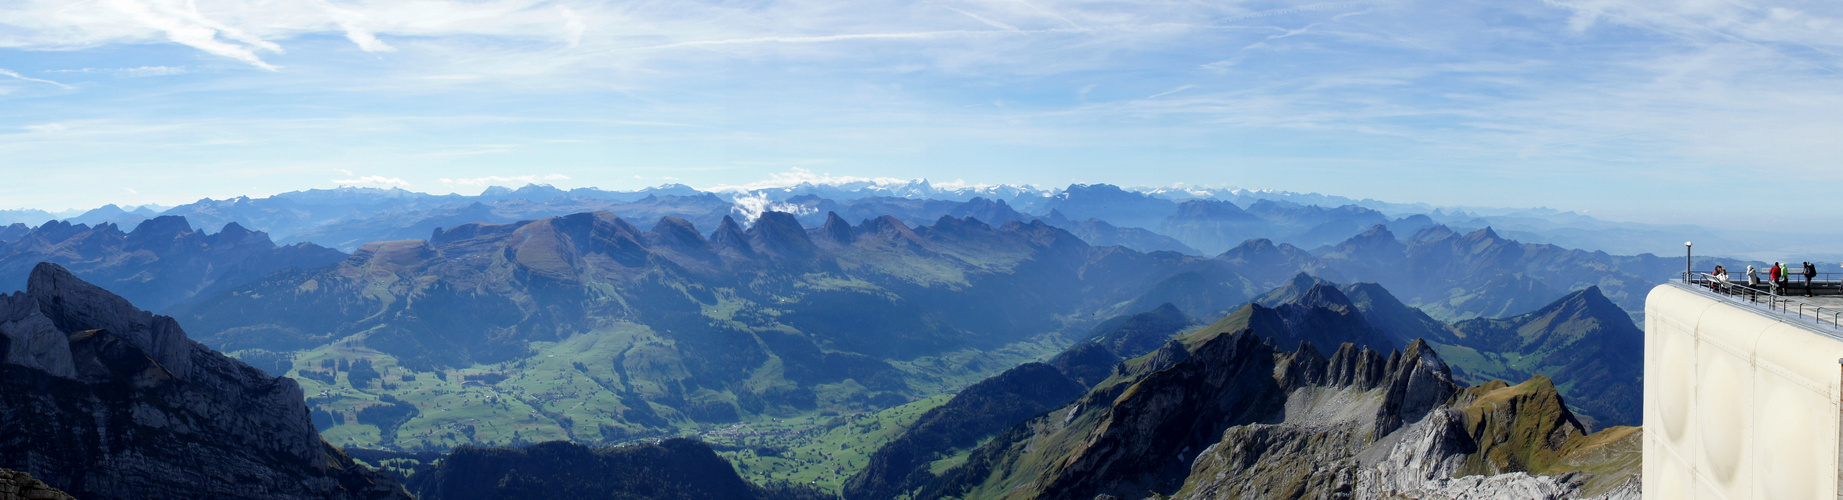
[
  {"left": 813, "top": 211, "right": 855, "bottom": 247},
  {"left": 854, "top": 215, "right": 926, "bottom": 247},
  {"left": 1216, "top": 239, "right": 1316, "bottom": 270},
  {"left": 922, "top": 215, "right": 994, "bottom": 240},
  {"left": 20, "top": 220, "right": 86, "bottom": 247},
  {"left": 1332, "top": 224, "right": 1406, "bottom": 255},
  {"left": 1295, "top": 283, "right": 1357, "bottom": 312},
  {"left": 1043, "top": 209, "right": 1073, "bottom": 226},
  {"left": 947, "top": 197, "right": 1027, "bottom": 224},
  {"left": 214, "top": 221, "right": 258, "bottom": 240},
  {"left": 1375, "top": 339, "right": 1459, "bottom": 436},
  {"left": 1355, "top": 223, "right": 1393, "bottom": 240},
  {"left": 1409, "top": 224, "right": 1457, "bottom": 243},
  {"left": 745, "top": 211, "right": 818, "bottom": 260},
  {"left": 1253, "top": 272, "right": 1334, "bottom": 306},
  {"left": 1450, "top": 375, "right": 1590, "bottom": 476},
  {"left": 1464, "top": 226, "right": 1502, "bottom": 243},
  {"left": 25, "top": 262, "right": 193, "bottom": 380},
  {"left": 1275, "top": 341, "right": 1330, "bottom": 388},
  {"left": 1539, "top": 286, "right": 1619, "bottom": 320},
  {"left": 708, "top": 216, "right": 753, "bottom": 257},
  {"left": 1320, "top": 342, "right": 1390, "bottom": 390},
  {"left": 646, "top": 216, "right": 710, "bottom": 252},
  {"left": 127, "top": 215, "right": 193, "bottom": 240},
  {"left": 0, "top": 223, "right": 28, "bottom": 243}
]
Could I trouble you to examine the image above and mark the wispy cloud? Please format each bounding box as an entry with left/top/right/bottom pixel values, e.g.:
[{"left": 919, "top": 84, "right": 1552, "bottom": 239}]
[
  {"left": 99, "top": 0, "right": 283, "bottom": 70},
  {"left": 1146, "top": 84, "right": 1195, "bottom": 99},
  {"left": 0, "top": 69, "right": 71, "bottom": 89},
  {"left": 45, "top": 66, "right": 188, "bottom": 77}
]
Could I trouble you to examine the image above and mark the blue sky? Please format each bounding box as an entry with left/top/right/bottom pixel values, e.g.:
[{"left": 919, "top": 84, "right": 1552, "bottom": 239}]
[{"left": 2, "top": 0, "right": 1841, "bottom": 227}]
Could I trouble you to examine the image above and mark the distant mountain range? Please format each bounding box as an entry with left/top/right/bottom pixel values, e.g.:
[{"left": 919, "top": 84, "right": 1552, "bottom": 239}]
[
  {"left": 0, "top": 216, "right": 345, "bottom": 312},
  {"left": 8, "top": 180, "right": 1827, "bottom": 261}
]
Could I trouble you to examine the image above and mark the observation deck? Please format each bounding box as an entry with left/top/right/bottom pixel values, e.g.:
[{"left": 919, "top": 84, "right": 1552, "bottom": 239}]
[{"left": 1645, "top": 279, "right": 1843, "bottom": 499}]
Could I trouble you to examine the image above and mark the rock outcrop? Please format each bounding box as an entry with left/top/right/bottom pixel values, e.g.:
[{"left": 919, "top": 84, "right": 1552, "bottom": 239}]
[
  {"left": 0, "top": 469, "right": 74, "bottom": 500},
  {"left": 0, "top": 263, "right": 407, "bottom": 500},
  {"left": 1176, "top": 375, "right": 1642, "bottom": 500}
]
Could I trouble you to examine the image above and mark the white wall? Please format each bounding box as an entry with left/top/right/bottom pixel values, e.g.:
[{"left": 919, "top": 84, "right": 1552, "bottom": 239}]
[{"left": 1645, "top": 284, "right": 1843, "bottom": 499}]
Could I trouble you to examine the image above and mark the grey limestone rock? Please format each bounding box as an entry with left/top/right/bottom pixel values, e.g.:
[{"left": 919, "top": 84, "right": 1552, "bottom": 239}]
[{"left": 0, "top": 263, "right": 407, "bottom": 500}]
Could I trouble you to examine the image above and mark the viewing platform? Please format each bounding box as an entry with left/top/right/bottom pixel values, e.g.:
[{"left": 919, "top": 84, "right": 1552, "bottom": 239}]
[
  {"left": 1645, "top": 280, "right": 1843, "bottom": 499},
  {"left": 1685, "top": 272, "right": 1843, "bottom": 333}
]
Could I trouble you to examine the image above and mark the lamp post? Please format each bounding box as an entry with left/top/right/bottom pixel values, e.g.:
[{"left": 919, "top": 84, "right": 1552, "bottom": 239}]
[{"left": 1685, "top": 241, "right": 1693, "bottom": 282}]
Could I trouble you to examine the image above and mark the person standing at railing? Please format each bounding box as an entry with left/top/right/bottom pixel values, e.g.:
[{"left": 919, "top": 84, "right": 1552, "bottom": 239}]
[
  {"left": 1747, "top": 265, "right": 1760, "bottom": 288},
  {"left": 1771, "top": 263, "right": 1784, "bottom": 295},
  {"left": 1712, "top": 265, "right": 1729, "bottom": 291},
  {"left": 1804, "top": 261, "right": 1818, "bottom": 296}
]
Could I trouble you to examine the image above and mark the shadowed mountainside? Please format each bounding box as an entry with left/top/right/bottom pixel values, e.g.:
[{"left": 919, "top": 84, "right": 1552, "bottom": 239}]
[
  {"left": 0, "top": 263, "right": 406, "bottom": 499},
  {"left": 407, "top": 439, "right": 827, "bottom": 500}
]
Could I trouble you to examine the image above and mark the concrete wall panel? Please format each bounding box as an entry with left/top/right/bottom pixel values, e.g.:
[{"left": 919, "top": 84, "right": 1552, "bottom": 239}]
[{"left": 1645, "top": 284, "right": 1843, "bottom": 500}]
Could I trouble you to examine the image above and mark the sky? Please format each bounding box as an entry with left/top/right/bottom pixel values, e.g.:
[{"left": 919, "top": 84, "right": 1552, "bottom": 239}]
[{"left": 2, "top": 0, "right": 1841, "bottom": 228}]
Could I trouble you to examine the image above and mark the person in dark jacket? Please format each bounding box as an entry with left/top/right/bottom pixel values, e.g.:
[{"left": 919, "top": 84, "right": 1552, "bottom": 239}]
[{"left": 1805, "top": 261, "right": 1818, "bottom": 296}]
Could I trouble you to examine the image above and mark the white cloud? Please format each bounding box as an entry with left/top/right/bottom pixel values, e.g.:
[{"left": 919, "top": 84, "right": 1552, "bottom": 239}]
[
  {"left": 438, "top": 174, "right": 570, "bottom": 187},
  {"left": 730, "top": 191, "right": 816, "bottom": 226},
  {"left": 332, "top": 175, "right": 410, "bottom": 188},
  {"left": 559, "top": 6, "right": 586, "bottom": 48}
]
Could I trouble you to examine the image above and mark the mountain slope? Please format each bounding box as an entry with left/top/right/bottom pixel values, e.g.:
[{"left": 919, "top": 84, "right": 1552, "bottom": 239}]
[
  {"left": 0, "top": 263, "right": 406, "bottom": 499},
  {"left": 1446, "top": 287, "right": 1643, "bottom": 427},
  {"left": 839, "top": 363, "right": 1085, "bottom": 500},
  {"left": 842, "top": 303, "right": 1200, "bottom": 499}
]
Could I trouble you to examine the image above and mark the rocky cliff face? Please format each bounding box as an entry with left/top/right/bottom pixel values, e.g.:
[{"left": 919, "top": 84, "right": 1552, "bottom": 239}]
[
  {"left": 1177, "top": 375, "right": 1641, "bottom": 500},
  {"left": 0, "top": 263, "right": 406, "bottom": 500}
]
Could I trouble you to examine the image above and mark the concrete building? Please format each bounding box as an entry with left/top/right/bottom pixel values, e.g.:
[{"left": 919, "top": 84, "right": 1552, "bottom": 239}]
[{"left": 1645, "top": 281, "right": 1843, "bottom": 499}]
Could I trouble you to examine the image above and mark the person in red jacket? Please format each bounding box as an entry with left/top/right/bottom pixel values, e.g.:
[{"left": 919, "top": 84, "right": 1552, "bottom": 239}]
[{"left": 1771, "top": 263, "right": 1783, "bottom": 294}]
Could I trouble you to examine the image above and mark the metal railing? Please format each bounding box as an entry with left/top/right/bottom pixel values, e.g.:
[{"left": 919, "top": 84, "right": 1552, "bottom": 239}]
[{"left": 1684, "top": 272, "right": 1843, "bottom": 331}]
